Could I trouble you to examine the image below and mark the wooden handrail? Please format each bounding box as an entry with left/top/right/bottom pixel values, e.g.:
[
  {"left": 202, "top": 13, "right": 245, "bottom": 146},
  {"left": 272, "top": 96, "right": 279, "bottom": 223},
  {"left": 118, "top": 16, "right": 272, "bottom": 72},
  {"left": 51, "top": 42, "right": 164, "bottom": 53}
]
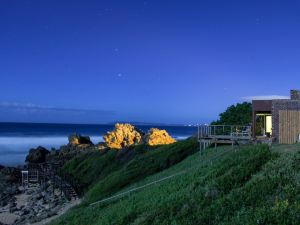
[{"left": 198, "top": 125, "right": 251, "bottom": 138}]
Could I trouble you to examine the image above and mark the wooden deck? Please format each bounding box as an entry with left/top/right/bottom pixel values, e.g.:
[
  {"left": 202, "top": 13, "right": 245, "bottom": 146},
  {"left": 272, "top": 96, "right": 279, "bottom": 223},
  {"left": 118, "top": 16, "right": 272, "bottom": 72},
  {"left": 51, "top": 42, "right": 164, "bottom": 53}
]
[{"left": 198, "top": 125, "right": 252, "bottom": 151}]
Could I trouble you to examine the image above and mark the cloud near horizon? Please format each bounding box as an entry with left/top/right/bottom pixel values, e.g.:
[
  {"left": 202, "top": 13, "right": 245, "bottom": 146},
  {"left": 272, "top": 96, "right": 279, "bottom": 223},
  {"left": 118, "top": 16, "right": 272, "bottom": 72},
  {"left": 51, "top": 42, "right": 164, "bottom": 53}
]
[
  {"left": 0, "top": 102, "right": 116, "bottom": 123},
  {"left": 0, "top": 102, "right": 115, "bottom": 115},
  {"left": 241, "top": 95, "right": 290, "bottom": 101}
]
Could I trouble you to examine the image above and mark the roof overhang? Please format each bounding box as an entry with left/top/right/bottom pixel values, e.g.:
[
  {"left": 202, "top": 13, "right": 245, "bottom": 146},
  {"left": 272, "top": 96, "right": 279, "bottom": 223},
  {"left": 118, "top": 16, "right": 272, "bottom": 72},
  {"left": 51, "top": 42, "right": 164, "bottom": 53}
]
[{"left": 252, "top": 100, "right": 272, "bottom": 112}]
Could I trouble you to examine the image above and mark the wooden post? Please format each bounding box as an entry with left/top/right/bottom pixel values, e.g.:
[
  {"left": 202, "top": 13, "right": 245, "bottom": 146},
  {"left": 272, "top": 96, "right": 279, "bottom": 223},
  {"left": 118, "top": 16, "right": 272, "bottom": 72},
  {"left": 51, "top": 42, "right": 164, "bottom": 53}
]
[
  {"left": 61, "top": 177, "right": 63, "bottom": 196},
  {"left": 52, "top": 172, "right": 55, "bottom": 195},
  {"left": 199, "top": 141, "right": 202, "bottom": 155}
]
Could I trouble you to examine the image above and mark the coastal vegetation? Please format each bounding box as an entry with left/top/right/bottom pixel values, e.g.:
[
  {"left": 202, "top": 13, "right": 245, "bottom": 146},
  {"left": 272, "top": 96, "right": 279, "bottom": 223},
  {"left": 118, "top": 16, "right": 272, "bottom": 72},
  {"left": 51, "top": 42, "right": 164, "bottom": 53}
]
[
  {"left": 211, "top": 102, "right": 252, "bottom": 125},
  {"left": 61, "top": 138, "right": 198, "bottom": 203},
  {"left": 50, "top": 140, "right": 300, "bottom": 225},
  {"left": 0, "top": 124, "right": 182, "bottom": 225},
  {"left": 3, "top": 123, "right": 300, "bottom": 225}
]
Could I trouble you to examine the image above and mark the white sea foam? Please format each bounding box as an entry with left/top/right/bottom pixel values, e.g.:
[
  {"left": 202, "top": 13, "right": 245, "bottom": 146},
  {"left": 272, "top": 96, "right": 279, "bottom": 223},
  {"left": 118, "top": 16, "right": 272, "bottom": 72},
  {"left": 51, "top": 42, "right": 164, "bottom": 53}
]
[
  {"left": 174, "top": 136, "right": 189, "bottom": 140},
  {"left": 0, "top": 136, "right": 104, "bottom": 166}
]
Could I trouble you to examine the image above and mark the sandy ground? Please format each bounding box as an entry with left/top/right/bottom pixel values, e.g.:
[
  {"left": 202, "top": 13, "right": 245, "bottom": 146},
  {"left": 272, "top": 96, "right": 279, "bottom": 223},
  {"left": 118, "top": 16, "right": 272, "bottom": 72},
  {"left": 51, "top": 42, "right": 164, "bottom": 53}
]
[
  {"left": 31, "top": 198, "right": 81, "bottom": 225},
  {"left": 0, "top": 211, "right": 20, "bottom": 224},
  {"left": 16, "top": 193, "right": 30, "bottom": 208},
  {"left": 0, "top": 183, "right": 81, "bottom": 225},
  {"left": 0, "top": 193, "right": 29, "bottom": 224},
  {"left": 1, "top": 188, "right": 81, "bottom": 225},
  {"left": 0, "top": 196, "right": 80, "bottom": 225}
]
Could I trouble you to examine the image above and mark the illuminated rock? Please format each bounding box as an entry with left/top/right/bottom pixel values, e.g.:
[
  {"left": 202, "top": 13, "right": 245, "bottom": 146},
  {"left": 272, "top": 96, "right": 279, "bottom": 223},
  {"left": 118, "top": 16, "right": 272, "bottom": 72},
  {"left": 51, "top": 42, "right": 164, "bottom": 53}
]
[
  {"left": 144, "top": 128, "right": 176, "bottom": 146},
  {"left": 103, "top": 123, "right": 144, "bottom": 149}
]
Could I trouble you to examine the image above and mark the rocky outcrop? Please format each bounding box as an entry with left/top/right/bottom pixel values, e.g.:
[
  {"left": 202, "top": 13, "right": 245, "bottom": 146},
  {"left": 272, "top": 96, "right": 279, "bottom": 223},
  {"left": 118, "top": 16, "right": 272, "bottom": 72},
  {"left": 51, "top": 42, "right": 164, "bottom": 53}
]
[
  {"left": 144, "top": 128, "right": 176, "bottom": 146},
  {"left": 103, "top": 123, "right": 144, "bottom": 149},
  {"left": 68, "top": 134, "right": 93, "bottom": 146},
  {"left": 0, "top": 167, "right": 20, "bottom": 209},
  {"left": 0, "top": 182, "right": 70, "bottom": 225},
  {"left": 103, "top": 123, "right": 176, "bottom": 149},
  {"left": 25, "top": 146, "right": 50, "bottom": 164}
]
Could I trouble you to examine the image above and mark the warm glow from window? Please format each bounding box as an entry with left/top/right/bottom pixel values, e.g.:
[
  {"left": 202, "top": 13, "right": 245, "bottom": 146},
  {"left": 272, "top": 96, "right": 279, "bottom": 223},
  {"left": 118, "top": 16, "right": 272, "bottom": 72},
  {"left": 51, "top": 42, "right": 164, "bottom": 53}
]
[{"left": 266, "top": 116, "right": 272, "bottom": 134}]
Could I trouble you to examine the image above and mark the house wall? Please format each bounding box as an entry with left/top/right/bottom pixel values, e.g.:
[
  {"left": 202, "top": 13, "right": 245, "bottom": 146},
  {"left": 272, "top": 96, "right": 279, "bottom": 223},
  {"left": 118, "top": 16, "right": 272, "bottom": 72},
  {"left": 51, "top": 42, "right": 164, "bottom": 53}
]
[
  {"left": 272, "top": 100, "right": 300, "bottom": 143},
  {"left": 252, "top": 100, "right": 272, "bottom": 112},
  {"left": 278, "top": 110, "right": 300, "bottom": 144}
]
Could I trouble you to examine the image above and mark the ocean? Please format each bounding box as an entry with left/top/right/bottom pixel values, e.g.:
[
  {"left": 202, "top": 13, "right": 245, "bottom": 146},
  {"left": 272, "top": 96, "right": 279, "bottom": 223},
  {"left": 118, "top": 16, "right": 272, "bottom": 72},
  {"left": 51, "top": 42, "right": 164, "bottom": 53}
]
[{"left": 0, "top": 122, "right": 197, "bottom": 166}]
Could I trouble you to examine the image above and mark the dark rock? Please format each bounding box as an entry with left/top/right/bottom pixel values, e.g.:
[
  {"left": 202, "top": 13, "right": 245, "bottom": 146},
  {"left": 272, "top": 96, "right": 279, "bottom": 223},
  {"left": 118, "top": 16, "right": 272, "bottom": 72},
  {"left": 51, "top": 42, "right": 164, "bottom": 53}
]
[
  {"left": 1, "top": 167, "right": 21, "bottom": 183},
  {"left": 68, "top": 134, "right": 93, "bottom": 146},
  {"left": 35, "top": 193, "right": 43, "bottom": 200},
  {"left": 48, "top": 211, "right": 57, "bottom": 217},
  {"left": 50, "top": 148, "right": 59, "bottom": 156},
  {"left": 0, "top": 165, "right": 4, "bottom": 170},
  {"left": 8, "top": 185, "right": 19, "bottom": 195},
  {"left": 21, "top": 209, "right": 30, "bottom": 216},
  {"left": 26, "top": 146, "right": 50, "bottom": 163},
  {"left": 8, "top": 201, "right": 16, "bottom": 208},
  {"left": 17, "top": 205, "right": 24, "bottom": 211},
  {"left": 0, "top": 198, "right": 8, "bottom": 207},
  {"left": 9, "top": 206, "right": 18, "bottom": 213}
]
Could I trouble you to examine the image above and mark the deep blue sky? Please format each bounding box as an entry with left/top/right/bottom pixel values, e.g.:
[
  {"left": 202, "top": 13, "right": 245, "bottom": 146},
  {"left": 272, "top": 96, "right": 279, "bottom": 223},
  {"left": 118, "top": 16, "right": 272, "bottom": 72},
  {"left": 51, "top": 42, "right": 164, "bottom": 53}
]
[{"left": 1, "top": 0, "right": 300, "bottom": 124}]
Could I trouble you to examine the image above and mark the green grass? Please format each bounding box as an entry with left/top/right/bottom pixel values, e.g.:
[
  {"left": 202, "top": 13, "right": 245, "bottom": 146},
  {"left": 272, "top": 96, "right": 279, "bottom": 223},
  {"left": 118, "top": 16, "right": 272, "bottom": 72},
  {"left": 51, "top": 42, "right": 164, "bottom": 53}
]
[
  {"left": 51, "top": 143, "right": 300, "bottom": 225},
  {"left": 61, "top": 138, "right": 199, "bottom": 199},
  {"left": 62, "top": 150, "right": 120, "bottom": 191}
]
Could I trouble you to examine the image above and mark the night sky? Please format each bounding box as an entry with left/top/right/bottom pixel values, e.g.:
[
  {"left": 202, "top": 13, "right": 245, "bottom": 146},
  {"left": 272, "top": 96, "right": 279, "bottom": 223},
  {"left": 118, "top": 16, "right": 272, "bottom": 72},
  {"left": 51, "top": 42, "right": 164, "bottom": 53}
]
[{"left": 1, "top": 0, "right": 300, "bottom": 124}]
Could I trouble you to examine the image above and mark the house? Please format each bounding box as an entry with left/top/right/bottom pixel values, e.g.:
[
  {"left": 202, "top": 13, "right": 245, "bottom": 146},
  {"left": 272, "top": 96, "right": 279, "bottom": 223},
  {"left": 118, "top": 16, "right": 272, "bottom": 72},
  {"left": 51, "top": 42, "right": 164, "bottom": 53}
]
[{"left": 252, "top": 90, "right": 300, "bottom": 144}]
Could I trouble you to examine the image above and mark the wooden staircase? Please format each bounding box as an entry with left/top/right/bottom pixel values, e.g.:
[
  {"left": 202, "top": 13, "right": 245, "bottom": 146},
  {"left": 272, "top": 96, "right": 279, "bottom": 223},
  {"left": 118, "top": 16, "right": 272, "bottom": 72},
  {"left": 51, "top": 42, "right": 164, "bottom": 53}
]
[{"left": 26, "top": 162, "right": 79, "bottom": 200}]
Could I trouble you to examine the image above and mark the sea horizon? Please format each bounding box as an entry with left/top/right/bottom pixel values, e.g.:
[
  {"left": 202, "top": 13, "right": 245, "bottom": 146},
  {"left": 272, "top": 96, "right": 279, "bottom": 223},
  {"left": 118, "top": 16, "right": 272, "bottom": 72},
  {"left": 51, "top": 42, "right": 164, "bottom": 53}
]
[{"left": 0, "top": 122, "right": 197, "bottom": 166}]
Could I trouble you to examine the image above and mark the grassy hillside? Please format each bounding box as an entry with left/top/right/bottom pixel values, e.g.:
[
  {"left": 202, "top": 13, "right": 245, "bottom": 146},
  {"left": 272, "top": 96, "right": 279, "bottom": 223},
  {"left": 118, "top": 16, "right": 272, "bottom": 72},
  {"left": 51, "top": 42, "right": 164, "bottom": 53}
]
[
  {"left": 61, "top": 138, "right": 199, "bottom": 201},
  {"left": 52, "top": 142, "right": 300, "bottom": 225}
]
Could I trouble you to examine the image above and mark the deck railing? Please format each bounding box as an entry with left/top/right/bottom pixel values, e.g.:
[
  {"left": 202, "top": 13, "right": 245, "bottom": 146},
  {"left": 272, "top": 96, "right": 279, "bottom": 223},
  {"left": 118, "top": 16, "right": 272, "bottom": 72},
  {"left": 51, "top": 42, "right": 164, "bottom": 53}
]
[{"left": 198, "top": 125, "right": 252, "bottom": 139}]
